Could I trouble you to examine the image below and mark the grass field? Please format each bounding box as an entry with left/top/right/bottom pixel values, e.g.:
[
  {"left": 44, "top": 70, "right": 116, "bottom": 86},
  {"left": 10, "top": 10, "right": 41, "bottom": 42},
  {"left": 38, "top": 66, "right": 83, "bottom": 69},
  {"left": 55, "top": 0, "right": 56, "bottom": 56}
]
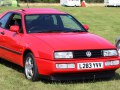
[{"left": 0, "top": 5, "right": 120, "bottom": 90}]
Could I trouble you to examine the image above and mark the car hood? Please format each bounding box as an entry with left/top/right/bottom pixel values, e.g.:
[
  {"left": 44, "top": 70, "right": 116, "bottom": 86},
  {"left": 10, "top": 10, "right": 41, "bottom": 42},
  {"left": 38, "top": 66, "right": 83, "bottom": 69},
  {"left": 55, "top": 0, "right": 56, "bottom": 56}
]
[{"left": 30, "top": 32, "right": 115, "bottom": 51}]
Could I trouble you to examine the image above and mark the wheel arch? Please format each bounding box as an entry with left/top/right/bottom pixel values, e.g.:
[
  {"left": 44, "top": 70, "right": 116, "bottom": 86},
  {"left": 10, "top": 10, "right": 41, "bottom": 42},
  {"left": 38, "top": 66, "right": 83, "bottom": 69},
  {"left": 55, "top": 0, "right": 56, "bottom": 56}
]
[
  {"left": 22, "top": 49, "right": 39, "bottom": 67},
  {"left": 23, "top": 49, "right": 32, "bottom": 66}
]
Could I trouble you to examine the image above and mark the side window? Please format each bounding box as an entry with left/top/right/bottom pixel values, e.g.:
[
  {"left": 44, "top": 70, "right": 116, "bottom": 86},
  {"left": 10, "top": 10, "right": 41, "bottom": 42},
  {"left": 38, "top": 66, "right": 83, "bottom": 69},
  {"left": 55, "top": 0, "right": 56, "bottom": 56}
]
[
  {"left": 0, "top": 13, "right": 12, "bottom": 28},
  {"left": 6, "top": 14, "right": 23, "bottom": 33}
]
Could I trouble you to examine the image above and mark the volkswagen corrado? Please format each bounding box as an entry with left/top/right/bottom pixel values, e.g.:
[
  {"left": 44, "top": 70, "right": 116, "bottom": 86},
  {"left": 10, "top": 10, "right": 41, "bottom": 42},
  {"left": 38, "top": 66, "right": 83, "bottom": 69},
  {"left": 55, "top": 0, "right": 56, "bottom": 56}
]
[{"left": 0, "top": 8, "right": 119, "bottom": 81}]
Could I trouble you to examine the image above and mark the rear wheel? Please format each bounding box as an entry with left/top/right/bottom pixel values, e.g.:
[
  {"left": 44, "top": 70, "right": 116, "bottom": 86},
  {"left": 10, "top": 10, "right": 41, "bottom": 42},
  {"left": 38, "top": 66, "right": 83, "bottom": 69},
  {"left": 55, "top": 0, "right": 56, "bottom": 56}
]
[
  {"left": 24, "top": 52, "right": 39, "bottom": 81},
  {"left": 116, "top": 41, "right": 120, "bottom": 56}
]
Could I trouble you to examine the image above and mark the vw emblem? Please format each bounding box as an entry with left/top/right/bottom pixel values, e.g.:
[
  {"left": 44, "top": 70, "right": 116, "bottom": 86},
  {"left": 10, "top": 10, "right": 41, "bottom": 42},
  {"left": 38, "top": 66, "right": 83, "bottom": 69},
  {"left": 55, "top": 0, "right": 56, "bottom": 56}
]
[{"left": 86, "top": 51, "right": 92, "bottom": 57}]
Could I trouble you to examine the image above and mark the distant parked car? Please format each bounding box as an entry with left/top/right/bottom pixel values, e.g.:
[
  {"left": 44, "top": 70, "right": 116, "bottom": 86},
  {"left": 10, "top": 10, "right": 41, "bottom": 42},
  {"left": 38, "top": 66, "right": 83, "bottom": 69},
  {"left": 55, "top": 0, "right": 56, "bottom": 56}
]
[
  {"left": 60, "top": 0, "right": 81, "bottom": 7},
  {"left": 0, "top": 8, "right": 119, "bottom": 81},
  {"left": 104, "top": 0, "right": 120, "bottom": 7}
]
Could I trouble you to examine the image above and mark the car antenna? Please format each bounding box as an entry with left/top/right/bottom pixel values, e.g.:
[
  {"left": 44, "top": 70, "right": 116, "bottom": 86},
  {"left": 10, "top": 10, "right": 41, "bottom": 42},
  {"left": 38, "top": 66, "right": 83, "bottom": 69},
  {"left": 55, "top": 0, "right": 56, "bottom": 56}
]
[{"left": 27, "top": 0, "right": 30, "bottom": 8}]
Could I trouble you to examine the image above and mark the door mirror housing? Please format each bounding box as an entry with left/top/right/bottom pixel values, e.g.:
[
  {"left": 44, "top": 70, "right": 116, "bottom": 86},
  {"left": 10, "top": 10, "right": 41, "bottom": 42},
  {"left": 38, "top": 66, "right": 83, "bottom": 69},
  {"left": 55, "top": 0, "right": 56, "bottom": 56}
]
[
  {"left": 10, "top": 25, "right": 20, "bottom": 33},
  {"left": 83, "top": 24, "right": 89, "bottom": 30}
]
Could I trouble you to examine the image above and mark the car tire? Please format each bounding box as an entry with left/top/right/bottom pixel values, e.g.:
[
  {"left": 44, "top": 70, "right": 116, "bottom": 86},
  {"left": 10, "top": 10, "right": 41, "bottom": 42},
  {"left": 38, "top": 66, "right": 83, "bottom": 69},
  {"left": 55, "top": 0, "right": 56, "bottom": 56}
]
[
  {"left": 116, "top": 41, "right": 120, "bottom": 56},
  {"left": 24, "top": 52, "right": 39, "bottom": 81}
]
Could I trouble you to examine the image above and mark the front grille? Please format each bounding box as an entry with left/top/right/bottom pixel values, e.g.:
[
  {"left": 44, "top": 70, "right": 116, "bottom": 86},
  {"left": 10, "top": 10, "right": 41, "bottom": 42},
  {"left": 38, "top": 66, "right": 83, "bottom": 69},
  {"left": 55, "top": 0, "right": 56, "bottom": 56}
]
[{"left": 73, "top": 50, "right": 103, "bottom": 58}]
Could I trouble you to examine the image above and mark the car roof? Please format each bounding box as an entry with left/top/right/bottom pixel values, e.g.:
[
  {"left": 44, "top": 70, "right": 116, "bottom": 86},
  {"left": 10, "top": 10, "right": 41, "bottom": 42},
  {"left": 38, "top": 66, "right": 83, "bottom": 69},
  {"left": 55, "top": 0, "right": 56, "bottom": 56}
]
[{"left": 15, "top": 8, "right": 67, "bottom": 15}]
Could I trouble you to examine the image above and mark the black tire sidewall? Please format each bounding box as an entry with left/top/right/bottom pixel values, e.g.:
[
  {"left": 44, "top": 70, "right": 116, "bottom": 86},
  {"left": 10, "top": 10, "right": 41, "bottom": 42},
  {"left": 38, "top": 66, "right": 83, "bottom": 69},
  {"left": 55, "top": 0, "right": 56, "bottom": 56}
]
[{"left": 116, "top": 41, "right": 120, "bottom": 49}]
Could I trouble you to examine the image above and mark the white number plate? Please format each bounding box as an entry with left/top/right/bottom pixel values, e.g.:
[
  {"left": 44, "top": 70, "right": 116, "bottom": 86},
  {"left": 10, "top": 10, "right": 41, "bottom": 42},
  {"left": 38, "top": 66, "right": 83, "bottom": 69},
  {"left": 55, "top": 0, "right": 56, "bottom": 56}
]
[{"left": 77, "top": 62, "right": 103, "bottom": 70}]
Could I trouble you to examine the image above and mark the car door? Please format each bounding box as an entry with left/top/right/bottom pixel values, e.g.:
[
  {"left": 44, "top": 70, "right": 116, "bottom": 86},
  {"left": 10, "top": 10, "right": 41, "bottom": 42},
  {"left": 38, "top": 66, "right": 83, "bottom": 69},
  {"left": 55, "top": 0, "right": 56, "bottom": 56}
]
[
  {"left": 1, "top": 13, "right": 23, "bottom": 65},
  {"left": 0, "top": 12, "right": 13, "bottom": 58}
]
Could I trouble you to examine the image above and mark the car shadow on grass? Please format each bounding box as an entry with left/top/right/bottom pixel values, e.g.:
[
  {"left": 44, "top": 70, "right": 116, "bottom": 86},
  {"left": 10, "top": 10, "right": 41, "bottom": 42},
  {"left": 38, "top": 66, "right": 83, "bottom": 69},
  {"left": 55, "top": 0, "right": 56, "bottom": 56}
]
[
  {"left": 113, "top": 72, "right": 120, "bottom": 80},
  {"left": 42, "top": 72, "right": 120, "bottom": 84},
  {"left": 0, "top": 58, "right": 24, "bottom": 73},
  {"left": 42, "top": 74, "right": 120, "bottom": 84}
]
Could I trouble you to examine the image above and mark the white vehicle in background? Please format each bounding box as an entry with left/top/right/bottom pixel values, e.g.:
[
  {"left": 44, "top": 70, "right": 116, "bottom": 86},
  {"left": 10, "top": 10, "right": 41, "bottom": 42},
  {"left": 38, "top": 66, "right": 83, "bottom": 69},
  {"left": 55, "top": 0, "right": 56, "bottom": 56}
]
[
  {"left": 104, "top": 0, "right": 120, "bottom": 6},
  {"left": 60, "top": 0, "right": 81, "bottom": 7}
]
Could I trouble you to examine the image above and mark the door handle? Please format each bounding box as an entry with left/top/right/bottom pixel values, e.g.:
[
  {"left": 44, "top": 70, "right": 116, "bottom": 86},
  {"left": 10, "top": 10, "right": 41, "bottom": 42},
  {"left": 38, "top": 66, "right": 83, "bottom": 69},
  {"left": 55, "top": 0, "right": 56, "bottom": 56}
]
[{"left": 0, "top": 31, "right": 5, "bottom": 35}]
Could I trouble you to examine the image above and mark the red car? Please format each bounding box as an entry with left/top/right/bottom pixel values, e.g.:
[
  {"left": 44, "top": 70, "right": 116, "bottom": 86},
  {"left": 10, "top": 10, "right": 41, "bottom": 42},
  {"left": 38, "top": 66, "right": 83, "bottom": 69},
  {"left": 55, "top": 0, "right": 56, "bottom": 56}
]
[{"left": 0, "top": 8, "right": 119, "bottom": 81}]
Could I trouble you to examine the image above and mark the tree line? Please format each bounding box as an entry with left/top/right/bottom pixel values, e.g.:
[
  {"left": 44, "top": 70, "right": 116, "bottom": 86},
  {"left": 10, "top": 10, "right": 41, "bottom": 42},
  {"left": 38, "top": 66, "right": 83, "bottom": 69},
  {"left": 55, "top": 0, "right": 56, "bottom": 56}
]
[{"left": 22, "top": 0, "right": 104, "bottom": 3}]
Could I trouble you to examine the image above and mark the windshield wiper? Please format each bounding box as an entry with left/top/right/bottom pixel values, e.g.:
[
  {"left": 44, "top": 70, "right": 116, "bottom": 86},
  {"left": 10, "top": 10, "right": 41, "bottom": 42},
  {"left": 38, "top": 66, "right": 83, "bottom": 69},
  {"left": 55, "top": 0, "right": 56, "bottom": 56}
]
[
  {"left": 45, "top": 30, "right": 84, "bottom": 33},
  {"left": 65, "top": 30, "right": 85, "bottom": 32},
  {"left": 30, "top": 30, "right": 85, "bottom": 33},
  {"left": 29, "top": 30, "right": 62, "bottom": 33},
  {"left": 45, "top": 30, "right": 63, "bottom": 32}
]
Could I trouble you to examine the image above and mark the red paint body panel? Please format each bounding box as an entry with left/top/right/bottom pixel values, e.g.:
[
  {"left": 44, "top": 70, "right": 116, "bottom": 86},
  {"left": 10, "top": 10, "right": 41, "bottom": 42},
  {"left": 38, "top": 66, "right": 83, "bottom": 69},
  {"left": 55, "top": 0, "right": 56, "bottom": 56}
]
[
  {"left": 36, "top": 57, "right": 120, "bottom": 75},
  {"left": 0, "top": 8, "right": 119, "bottom": 79},
  {"left": 30, "top": 33, "right": 115, "bottom": 51},
  {"left": 0, "top": 28, "right": 23, "bottom": 65},
  {"left": 17, "top": 8, "right": 67, "bottom": 15}
]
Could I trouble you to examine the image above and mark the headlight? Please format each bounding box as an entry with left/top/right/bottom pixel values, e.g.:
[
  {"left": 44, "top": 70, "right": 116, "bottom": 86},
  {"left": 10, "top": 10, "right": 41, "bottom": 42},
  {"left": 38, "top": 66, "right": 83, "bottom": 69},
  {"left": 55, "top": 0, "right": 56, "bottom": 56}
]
[
  {"left": 103, "top": 50, "right": 118, "bottom": 56},
  {"left": 54, "top": 52, "right": 73, "bottom": 59}
]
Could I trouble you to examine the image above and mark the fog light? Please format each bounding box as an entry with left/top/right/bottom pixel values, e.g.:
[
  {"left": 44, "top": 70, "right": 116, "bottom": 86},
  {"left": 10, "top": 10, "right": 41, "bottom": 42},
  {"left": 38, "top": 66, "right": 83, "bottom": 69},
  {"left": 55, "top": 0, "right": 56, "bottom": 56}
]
[
  {"left": 105, "top": 61, "right": 111, "bottom": 66},
  {"left": 56, "top": 64, "right": 75, "bottom": 69},
  {"left": 105, "top": 60, "right": 119, "bottom": 66},
  {"left": 67, "top": 64, "right": 75, "bottom": 68}
]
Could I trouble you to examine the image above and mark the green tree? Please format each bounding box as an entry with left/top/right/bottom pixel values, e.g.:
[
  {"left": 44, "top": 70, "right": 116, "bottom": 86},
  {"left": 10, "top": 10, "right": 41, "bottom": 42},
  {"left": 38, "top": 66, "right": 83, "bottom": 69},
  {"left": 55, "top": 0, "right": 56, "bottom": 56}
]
[
  {"left": 30, "top": 0, "right": 60, "bottom": 3},
  {"left": 85, "top": 0, "right": 104, "bottom": 3},
  {"left": 23, "top": 0, "right": 103, "bottom": 3}
]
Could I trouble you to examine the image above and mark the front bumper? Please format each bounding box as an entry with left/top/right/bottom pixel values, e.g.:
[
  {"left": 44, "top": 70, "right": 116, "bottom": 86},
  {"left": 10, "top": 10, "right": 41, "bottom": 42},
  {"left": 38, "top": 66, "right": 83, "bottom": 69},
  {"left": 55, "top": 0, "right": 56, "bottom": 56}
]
[{"left": 35, "top": 57, "right": 120, "bottom": 80}]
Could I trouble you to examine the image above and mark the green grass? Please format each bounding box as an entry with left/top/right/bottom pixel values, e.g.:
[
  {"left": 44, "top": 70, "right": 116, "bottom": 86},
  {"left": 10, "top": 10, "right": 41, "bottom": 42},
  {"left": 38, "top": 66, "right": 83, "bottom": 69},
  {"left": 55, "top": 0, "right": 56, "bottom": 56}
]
[{"left": 0, "top": 6, "right": 120, "bottom": 90}]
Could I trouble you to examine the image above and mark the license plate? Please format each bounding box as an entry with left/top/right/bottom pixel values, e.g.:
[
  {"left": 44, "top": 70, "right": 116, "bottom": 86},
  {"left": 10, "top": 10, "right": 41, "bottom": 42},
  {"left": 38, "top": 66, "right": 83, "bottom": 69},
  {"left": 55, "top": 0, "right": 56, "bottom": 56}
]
[{"left": 77, "top": 62, "right": 103, "bottom": 70}]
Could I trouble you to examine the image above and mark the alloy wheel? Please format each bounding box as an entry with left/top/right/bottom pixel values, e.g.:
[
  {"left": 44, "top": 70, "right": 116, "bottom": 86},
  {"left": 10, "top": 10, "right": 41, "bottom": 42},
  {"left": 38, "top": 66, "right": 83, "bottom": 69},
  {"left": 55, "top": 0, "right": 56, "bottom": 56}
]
[{"left": 25, "top": 56, "right": 34, "bottom": 80}]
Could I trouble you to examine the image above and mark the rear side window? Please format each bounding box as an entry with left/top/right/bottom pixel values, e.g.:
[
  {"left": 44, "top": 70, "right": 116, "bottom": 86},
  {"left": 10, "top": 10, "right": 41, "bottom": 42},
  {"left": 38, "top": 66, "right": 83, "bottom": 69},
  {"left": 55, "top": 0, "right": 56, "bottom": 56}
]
[{"left": 0, "top": 13, "right": 12, "bottom": 28}]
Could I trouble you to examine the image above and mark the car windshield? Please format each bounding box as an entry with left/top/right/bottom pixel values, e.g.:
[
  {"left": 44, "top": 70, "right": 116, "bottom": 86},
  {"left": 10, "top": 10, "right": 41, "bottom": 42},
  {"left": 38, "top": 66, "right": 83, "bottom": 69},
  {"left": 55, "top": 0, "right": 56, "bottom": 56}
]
[{"left": 25, "top": 14, "right": 86, "bottom": 33}]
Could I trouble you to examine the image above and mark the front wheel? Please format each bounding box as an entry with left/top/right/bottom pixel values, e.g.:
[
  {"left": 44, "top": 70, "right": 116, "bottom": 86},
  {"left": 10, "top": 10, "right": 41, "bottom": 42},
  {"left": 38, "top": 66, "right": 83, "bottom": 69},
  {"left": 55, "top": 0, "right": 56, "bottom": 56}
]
[
  {"left": 116, "top": 41, "right": 120, "bottom": 56},
  {"left": 24, "top": 53, "right": 39, "bottom": 81}
]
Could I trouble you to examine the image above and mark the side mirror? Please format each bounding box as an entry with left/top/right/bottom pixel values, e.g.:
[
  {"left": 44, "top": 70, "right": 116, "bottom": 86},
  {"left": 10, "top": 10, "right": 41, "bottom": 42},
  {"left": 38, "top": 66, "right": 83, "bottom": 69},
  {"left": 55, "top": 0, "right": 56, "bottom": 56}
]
[
  {"left": 10, "top": 25, "right": 20, "bottom": 33},
  {"left": 83, "top": 24, "right": 89, "bottom": 30}
]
